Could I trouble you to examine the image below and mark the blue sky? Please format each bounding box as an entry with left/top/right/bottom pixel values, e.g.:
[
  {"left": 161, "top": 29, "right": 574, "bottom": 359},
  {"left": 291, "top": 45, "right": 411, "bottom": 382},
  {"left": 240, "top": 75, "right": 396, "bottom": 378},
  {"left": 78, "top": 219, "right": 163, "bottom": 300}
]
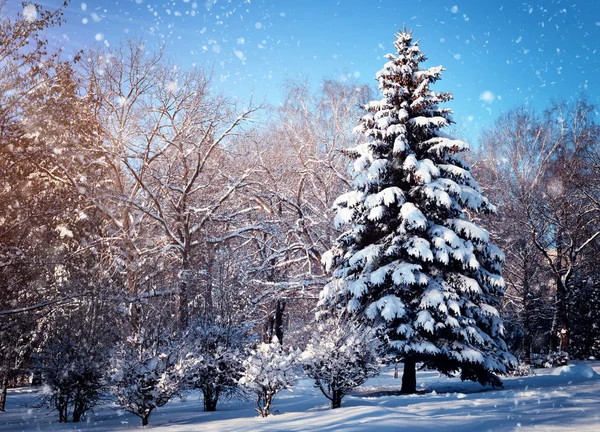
[{"left": 19, "top": 0, "right": 600, "bottom": 139}]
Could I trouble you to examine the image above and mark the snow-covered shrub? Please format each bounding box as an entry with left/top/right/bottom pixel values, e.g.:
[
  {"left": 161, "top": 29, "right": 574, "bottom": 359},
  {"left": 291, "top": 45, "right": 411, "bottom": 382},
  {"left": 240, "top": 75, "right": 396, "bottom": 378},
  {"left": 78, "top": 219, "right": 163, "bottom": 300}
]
[
  {"left": 543, "top": 351, "right": 569, "bottom": 368},
  {"left": 530, "top": 351, "right": 569, "bottom": 368},
  {"left": 181, "top": 318, "right": 246, "bottom": 411},
  {"left": 509, "top": 362, "right": 535, "bottom": 377},
  {"left": 37, "top": 336, "right": 107, "bottom": 422},
  {"left": 302, "top": 318, "right": 379, "bottom": 408},
  {"left": 109, "top": 332, "right": 185, "bottom": 426},
  {"left": 34, "top": 299, "right": 115, "bottom": 423},
  {"left": 239, "top": 338, "right": 299, "bottom": 417}
]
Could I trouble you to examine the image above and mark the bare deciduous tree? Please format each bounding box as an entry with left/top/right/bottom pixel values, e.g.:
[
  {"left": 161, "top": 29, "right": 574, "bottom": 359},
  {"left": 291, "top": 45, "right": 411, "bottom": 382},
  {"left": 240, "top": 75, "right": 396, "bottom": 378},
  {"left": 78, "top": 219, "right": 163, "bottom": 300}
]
[
  {"left": 478, "top": 101, "right": 600, "bottom": 358},
  {"left": 244, "top": 79, "right": 371, "bottom": 342},
  {"left": 71, "top": 40, "right": 261, "bottom": 328}
]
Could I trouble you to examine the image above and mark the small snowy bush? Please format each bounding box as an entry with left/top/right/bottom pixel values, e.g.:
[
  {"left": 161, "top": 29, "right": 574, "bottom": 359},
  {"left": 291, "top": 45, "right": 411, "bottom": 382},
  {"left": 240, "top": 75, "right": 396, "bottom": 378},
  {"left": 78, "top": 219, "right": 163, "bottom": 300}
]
[
  {"left": 543, "top": 351, "right": 569, "bottom": 368},
  {"left": 531, "top": 351, "right": 569, "bottom": 368},
  {"left": 509, "top": 362, "right": 535, "bottom": 377},
  {"left": 302, "top": 318, "right": 379, "bottom": 408},
  {"left": 109, "top": 333, "right": 185, "bottom": 426},
  {"left": 239, "top": 338, "right": 299, "bottom": 417},
  {"left": 34, "top": 302, "right": 115, "bottom": 423},
  {"left": 37, "top": 336, "right": 107, "bottom": 422},
  {"left": 181, "top": 318, "right": 246, "bottom": 411}
]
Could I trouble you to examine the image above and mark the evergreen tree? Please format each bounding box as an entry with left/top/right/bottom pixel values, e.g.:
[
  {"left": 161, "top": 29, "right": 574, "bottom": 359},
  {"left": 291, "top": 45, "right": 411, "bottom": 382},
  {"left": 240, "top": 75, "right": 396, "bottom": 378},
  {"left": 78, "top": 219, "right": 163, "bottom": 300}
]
[{"left": 320, "top": 29, "right": 516, "bottom": 394}]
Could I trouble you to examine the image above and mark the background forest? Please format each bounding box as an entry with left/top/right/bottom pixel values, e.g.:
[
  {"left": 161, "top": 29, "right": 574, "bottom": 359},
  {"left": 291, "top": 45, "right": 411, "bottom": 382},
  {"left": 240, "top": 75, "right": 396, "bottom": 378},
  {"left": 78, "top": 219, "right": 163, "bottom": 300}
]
[{"left": 1, "top": 2, "right": 599, "bottom": 426}]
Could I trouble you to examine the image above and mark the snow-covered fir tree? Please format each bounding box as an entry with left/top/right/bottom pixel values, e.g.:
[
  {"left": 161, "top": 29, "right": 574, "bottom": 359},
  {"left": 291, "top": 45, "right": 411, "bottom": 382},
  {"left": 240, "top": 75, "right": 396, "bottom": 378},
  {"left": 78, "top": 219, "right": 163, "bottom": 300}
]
[{"left": 320, "top": 29, "right": 516, "bottom": 394}]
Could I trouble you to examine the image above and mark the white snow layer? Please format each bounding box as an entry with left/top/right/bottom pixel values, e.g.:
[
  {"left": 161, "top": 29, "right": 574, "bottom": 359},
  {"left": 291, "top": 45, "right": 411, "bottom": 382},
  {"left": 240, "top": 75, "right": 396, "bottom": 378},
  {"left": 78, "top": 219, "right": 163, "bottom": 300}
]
[
  {"left": 366, "top": 295, "right": 406, "bottom": 321},
  {"left": 3, "top": 362, "right": 600, "bottom": 431},
  {"left": 400, "top": 202, "right": 427, "bottom": 230},
  {"left": 551, "top": 363, "right": 599, "bottom": 379}
]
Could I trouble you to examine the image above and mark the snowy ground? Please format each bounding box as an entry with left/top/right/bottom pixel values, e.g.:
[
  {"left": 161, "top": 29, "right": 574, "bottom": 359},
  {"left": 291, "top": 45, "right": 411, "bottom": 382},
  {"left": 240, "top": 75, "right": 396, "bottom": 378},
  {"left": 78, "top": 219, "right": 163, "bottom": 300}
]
[{"left": 1, "top": 362, "right": 599, "bottom": 432}]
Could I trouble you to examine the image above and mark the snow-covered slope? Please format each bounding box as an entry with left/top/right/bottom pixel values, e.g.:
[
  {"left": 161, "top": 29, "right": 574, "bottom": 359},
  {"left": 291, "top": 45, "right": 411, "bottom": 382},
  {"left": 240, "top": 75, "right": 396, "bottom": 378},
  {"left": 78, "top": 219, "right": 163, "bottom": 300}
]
[{"left": 1, "top": 362, "right": 599, "bottom": 432}]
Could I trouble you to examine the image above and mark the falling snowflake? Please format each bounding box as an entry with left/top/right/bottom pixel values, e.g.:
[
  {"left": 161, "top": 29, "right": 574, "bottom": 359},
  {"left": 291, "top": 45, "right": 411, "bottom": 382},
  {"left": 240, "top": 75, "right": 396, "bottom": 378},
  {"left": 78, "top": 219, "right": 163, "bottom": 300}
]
[
  {"left": 23, "top": 4, "right": 37, "bottom": 22},
  {"left": 547, "top": 178, "right": 564, "bottom": 199},
  {"left": 234, "top": 49, "right": 246, "bottom": 62},
  {"left": 167, "top": 81, "right": 178, "bottom": 93},
  {"left": 479, "top": 90, "right": 495, "bottom": 103}
]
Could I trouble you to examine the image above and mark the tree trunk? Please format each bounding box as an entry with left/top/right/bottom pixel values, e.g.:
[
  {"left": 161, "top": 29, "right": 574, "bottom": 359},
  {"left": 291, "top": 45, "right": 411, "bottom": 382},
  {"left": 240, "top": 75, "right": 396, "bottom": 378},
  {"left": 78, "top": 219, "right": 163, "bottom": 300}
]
[
  {"left": 557, "top": 279, "right": 570, "bottom": 353},
  {"left": 520, "top": 269, "right": 533, "bottom": 364},
  {"left": 203, "top": 248, "right": 214, "bottom": 315},
  {"left": 262, "top": 393, "right": 273, "bottom": 417},
  {"left": 205, "top": 398, "right": 217, "bottom": 412},
  {"left": 177, "top": 255, "right": 191, "bottom": 330},
  {"left": 331, "top": 389, "right": 343, "bottom": 409},
  {"left": 401, "top": 357, "right": 417, "bottom": 394},
  {"left": 523, "top": 329, "right": 532, "bottom": 364},
  {"left": 263, "top": 299, "right": 286, "bottom": 344},
  {"left": 57, "top": 395, "right": 69, "bottom": 422},
  {"left": 58, "top": 402, "right": 66, "bottom": 423},
  {"left": 203, "top": 278, "right": 213, "bottom": 316},
  {"left": 73, "top": 397, "right": 88, "bottom": 423},
  {"left": 0, "top": 372, "right": 8, "bottom": 412},
  {"left": 142, "top": 413, "right": 150, "bottom": 426},
  {"left": 203, "top": 386, "right": 219, "bottom": 412},
  {"left": 522, "top": 294, "right": 532, "bottom": 364},
  {"left": 559, "top": 323, "right": 569, "bottom": 353},
  {"left": 549, "top": 308, "right": 558, "bottom": 353},
  {"left": 274, "top": 300, "right": 285, "bottom": 344},
  {"left": 554, "top": 223, "right": 569, "bottom": 356},
  {"left": 126, "top": 243, "right": 141, "bottom": 335},
  {"left": 263, "top": 309, "right": 274, "bottom": 343}
]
